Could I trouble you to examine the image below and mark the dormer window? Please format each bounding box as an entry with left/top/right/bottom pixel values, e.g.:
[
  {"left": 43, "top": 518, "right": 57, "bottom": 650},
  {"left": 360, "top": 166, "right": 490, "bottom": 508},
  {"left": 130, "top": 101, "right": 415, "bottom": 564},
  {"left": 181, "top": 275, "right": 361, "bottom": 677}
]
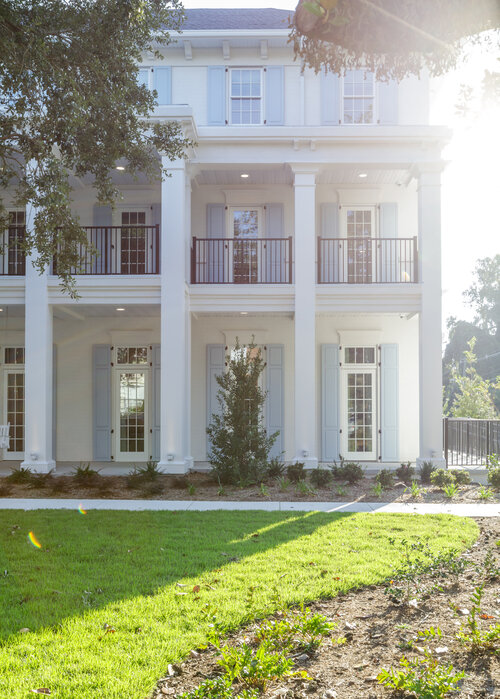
[
  {"left": 230, "top": 69, "right": 263, "bottom": 125},
  {"left": 342, "top": 70, "right": 375, "bottom": 124}
]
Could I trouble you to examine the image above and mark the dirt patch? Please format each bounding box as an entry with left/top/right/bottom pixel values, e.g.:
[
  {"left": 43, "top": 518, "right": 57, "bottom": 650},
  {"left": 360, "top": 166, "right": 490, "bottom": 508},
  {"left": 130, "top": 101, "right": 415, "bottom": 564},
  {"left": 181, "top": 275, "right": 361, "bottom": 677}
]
[
  {"left": 151, "top": 518, "right": 500, "bottom": 699},
  {"left": 0, "top": 469, "right": 498, "bottom": 504}
]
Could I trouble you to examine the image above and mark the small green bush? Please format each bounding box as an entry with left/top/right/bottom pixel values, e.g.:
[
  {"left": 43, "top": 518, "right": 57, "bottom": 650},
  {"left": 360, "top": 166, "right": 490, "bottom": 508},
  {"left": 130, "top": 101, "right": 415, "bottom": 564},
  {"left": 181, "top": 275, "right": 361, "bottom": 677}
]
[
  {"left": 6, "top": 466, "right": 33, "bottom": 484},
  {"left": 376, "top": 469, "right": 394, "bottom": 489},
  {"left": 430, "top": 469, "right": 455, "bottom": 488},
  {"left": 486, "top": 455, "right": 500, "bottom": 490},
  {"left": 287, "top": 462, "right": 305, "bottom": 483},
  {"left": 419, "top": 461, "right": 436, "bottom": 484},
  {"left": 309, "top": 467, "right": 331, "bottom": 488},
  {"left": 331, "top": 458, "right": 364, "bottom": 484},
  {"left": 396, "top": 461, "right": 414, "bottom": 485},
  {"left": 266, "top": 458, "right": 286, "bottom": 479},
  {"left": 71, "top": 463, "right": 101, "bottom": 485},
  {"left": 453, "top": 469, "right": 471, "bottom": 486}
]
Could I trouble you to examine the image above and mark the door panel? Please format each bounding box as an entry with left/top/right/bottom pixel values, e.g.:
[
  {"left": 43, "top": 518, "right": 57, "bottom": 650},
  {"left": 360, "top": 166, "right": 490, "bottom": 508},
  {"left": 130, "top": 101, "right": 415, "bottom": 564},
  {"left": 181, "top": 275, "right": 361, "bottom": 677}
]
[
  {"left": 341, "top": 369, "right": 376, "bottom": 460},
  {"left": 4, "top": 371, "right": 24, "bottom": 459},
  {"left": 116, "top": 371, "right": 148, "bottom": 460}
]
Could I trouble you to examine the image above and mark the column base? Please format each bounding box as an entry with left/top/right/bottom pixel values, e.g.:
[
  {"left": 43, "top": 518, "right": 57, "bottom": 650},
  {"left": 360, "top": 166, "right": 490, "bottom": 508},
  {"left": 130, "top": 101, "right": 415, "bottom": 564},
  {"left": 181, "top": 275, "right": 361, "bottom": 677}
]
[
  {"left": 292, "top": 456, "right": 318, "bottom": 469},
  {"left": 157, "top": 459, "right": 189, "bottom": 475},
  {"left": 20, "top": 460, "right": 56, "bottom": 474},
  {"left": 416, "top": 456, "right": 446, "bottom": 470}
]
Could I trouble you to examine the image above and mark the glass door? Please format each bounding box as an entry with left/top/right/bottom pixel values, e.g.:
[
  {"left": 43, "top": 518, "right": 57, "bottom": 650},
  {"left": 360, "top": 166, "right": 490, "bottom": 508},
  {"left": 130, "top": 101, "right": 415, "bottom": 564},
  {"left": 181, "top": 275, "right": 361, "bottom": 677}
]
[
  {"left": 114, "top": 347, "right": 149, "bottom": 461},
  {"left": 340, "top": 347, "right": 377, "bottom": 461},
  {"left": 3, "top": 370, "right": 25, "bottom": 460},
  {"left": 7, "top": 211, "right": 26, "bottom": 275},
  {"left": 344, "top": 207, "right": 374, "bottom": 283},
  {"left": 231, "top": 208, "right": 261, "bottom": 283},
  {"left": 120, "top": 210, "right": 148, "bottom": 274}
]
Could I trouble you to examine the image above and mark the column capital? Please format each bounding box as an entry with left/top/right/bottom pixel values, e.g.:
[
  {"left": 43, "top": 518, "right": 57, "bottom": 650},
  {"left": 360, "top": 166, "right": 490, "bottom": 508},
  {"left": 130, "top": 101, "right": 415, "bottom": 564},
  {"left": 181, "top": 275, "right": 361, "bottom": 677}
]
[
  {"left": 160, "top": 155, "right": 187, "bottom": 171},
  {"left": 414, "top": 163, "right": 445, "bottom": 188},
  {"left": 291, "top": 168, "right": 318, "bottom": 187}
]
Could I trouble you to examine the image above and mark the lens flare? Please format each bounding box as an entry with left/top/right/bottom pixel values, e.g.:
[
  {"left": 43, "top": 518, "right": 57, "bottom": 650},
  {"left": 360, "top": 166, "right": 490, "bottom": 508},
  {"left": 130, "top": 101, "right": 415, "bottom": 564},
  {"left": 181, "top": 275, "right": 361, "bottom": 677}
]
[
  {"left": 78, "top": 504, "right": 87, "bottom": 515},
  {"left": 28, "top": 531, "right": 41, "bottom": 549}
]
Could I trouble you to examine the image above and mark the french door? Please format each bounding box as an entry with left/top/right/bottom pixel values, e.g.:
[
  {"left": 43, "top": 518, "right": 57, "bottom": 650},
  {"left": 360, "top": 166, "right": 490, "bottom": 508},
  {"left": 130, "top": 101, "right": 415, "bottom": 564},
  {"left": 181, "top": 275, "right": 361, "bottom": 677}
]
[
  {"left": 231, "top": 208, "right": 261, "bottom": 283},
  {"left": 119, "top": 210, "right": 149, "bottom": 274},
  {"left": 3, "top": 370, "right": 25, "bottom": 459},
  {"left": 341, "top": 366, "right": 377, "bottom": 461},
  {"left": 115, "top": 367, "right": 149, "bottom": 461},
  {"left": 343, "top": 207, "right": 374, "bottom": 283}
]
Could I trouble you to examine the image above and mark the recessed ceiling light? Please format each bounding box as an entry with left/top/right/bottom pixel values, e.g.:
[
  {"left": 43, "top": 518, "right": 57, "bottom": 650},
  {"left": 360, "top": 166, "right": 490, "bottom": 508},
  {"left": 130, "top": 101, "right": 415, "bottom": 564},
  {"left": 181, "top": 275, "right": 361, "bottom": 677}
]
[
  {"left": 116, "top": 307, "right": 125, "bottom": 311},
  {"left": 358, "top": 172, "right": 368, "bottom": 178},
  {"left": 0, "top": 308, "right": 3, "bottom": 312},
  {"left": 240, "top": 311, "right": 248, "bottom": 315},
  {"left": 240, "top": 173, "right": 249, "bottom": 178},
  {"left": 116, "top": 166, "right": 125, "bottom": 171}
]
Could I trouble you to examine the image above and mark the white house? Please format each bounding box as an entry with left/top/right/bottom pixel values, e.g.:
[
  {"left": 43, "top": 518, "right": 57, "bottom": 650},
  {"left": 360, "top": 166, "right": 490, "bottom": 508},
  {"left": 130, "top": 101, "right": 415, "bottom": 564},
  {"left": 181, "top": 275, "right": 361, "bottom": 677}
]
[{"left": 0, "top": 8, "right": 448, "bottom": 474}]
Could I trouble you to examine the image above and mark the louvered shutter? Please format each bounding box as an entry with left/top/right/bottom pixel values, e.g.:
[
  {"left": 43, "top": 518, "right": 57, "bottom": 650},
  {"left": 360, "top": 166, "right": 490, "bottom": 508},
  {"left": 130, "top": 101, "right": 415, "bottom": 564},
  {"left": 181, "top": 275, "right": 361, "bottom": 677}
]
[
  {"left": 93, "top": 345, "right": 112, "bottom": 461},
  {"left": 206, "top": 204, "right": 225, "bottom": 282},
  {"left": 322, "top": 344, "right": 340, "bottom": 461},
  {"left": 381, "top": 344, "right": 399, "bottom": 461},
  {"left": 321, "top": 70, "right": 340, "bottom": 125},
  {"left": 92, "top": 204, "right": 112, "bottom": 274},
  {"left": 320, "top": 203, "right": 340, "bottom": 283},
  {"left": 379, "top": 203, "right": 398, "bottom": 282},
  {"left": 151, "top": 344, "right": 161, "bottom": 461},
  {"left": 153, "top": 66, "right": 172, "bottom": 105},
  {"left": 265, "top": 204, "right": 285, "bottom": 282},
  {"left": 207, "top": 66, "right": 226, "bottom": 125},
  {"left": 265, "top": 67, "right": 284, "bottom": 125},
  {"left": 206, "top": 345, "right": 225, "bottom": 455},
  {"left": 378, "top": 80, "right": 398, "bottom": 124},
  {"left": 266, "top": 345, "right": 284, "bottom": 459}
]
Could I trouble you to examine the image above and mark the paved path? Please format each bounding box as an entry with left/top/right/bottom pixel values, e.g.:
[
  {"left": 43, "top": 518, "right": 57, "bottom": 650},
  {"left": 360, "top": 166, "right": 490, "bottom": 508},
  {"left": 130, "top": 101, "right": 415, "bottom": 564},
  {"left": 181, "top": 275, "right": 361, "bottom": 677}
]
[{"left": 0, "top": 499, "right": 498, "bottom": 517}]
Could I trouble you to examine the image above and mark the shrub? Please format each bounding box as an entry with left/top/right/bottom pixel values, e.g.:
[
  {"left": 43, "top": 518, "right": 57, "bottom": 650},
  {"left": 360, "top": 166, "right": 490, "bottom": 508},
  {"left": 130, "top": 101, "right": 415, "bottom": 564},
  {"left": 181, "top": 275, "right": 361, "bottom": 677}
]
[
  {"left": 378, "top": 649, "right": 465, "bottom": 698},
  {"left": 309, "top": 467, "right": 331, "bottom": 488},
  {"left": 331, "top": 457, "right": 364, "bottom": 485},
  {"left": 486, "top": 455, "right": 500, "bottom": 490},
  {"left": 295, "top": 479, "right": 316, "bottom": 497},
  {"left": 396, "top": 461, "right": 414, "bottom": 485},
  {"left": 206, "top": 339, "right": 278, "bottom": 486},
  {"left": 453, "top": 469, "right": 471, "bottom": 486},
  {"left": 419, "top": 461, "right": 436, "bottom": 484},
  {"left": 376, "top": 469, "right": 394, "bottom": 489},
  {"left": 287, "top": 462, "right": 305, "bottom": 483},
  {"left": 28, "top": 471, "right": 55, "bottom": 489},
  {"left": 6, "top": 466, "right": 33, "bottom": 484},
  {"left": 444, "top": 483, "right": 459, "bottom": 499},
  {"left": 430, "top": 469, "right": 455, "bottom": 489},
  {"left": 266, "top": 458, "right": 286, "bottom": 479},
  {"left": 71, "top": 463, "right": 101, "bottom": 485}
]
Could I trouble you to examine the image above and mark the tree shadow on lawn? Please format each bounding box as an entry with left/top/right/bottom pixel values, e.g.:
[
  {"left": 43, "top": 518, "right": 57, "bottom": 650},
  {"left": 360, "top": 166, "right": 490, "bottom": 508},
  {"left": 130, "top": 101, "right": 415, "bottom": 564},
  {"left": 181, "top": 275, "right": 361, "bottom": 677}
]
[{"left": 0, "top": 510, "right": 476, "bottom": 643}]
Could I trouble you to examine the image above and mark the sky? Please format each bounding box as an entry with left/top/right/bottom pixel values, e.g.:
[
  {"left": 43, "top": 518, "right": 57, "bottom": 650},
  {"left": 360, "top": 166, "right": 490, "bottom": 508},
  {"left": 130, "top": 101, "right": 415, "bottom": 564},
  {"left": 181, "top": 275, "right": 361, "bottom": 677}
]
[{"left": 183, "top": 1, "right": 499, "bottom": 335}]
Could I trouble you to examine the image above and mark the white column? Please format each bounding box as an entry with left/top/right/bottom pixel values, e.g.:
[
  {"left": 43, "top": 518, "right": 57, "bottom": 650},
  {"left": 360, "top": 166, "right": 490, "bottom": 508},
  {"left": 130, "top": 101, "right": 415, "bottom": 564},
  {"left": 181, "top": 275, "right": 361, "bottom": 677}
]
[
  {"left": 417, "top": 168, "right": 446, "bottom": 468},
  {"left": 158, "top": 156, "right": 189, "bottom": 473},
  {"left": 21, "top": 204, "right": 55, "bottom": 473},
  {"left": 184, "top": 176, "right": 193, "bottom": 470},
  {"left": 293, "top": 169, "right": 318, "bottom": 467}
]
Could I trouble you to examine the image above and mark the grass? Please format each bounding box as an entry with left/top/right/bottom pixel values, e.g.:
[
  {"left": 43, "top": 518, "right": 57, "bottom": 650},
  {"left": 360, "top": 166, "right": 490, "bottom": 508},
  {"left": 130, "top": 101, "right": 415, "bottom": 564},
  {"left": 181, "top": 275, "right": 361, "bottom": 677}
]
[{"left": 0, "top": 510, "right": 478, "bottom": 698}]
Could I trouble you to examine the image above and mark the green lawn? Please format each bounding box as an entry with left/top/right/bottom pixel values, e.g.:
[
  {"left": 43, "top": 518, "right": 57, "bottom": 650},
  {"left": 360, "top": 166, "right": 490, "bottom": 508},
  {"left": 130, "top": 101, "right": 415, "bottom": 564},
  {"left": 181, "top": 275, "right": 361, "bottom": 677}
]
[{"left": 0, "top": 510, "right": 477, "bottom": 698}]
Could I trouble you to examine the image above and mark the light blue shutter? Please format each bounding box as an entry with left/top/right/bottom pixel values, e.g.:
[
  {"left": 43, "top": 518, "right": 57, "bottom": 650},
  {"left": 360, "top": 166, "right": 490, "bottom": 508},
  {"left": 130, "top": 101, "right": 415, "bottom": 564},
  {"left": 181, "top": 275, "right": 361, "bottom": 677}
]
[
  {"left": 207, "top": 204, "right": 225, "bottom": 282},
  {"left": 265, "top": 66, "right": 284, "bottom": 125},
  {"left": 206, "top": 345, "right": 225, "bottom": 454},
  {"left": 379, "top": 203, "right": 398, "bottom": 282},
  {"left": 138, "top": 68, "right": 149, "bottom": 88},
  {"left": 381, "top": 344, "right": 399, "bottom": 462},
  {"left": 207, "top": 66, "right": 226, "bottom": 125},
  {"left": 92, "top": 205, "right": 112, "bottom": 274},
  {"left": 322, "top": 344, "right": 340, "bottom": 461},
  {"left": 265, "top": 204, "right": 285, "bottom": 282},
  {"left": 266, "top": 345, "right": 284, "bottom": 459},
  {"left": 93, "top": 345, "right": 112, "bottom": 461},
  {"left": 378, "top": 80, "right": 398, "bottom": 124},
  {"left": 151, "top": 203, "right": 161, "bottom": 274},
  {"left": 321, "top": 70, "right": 340, "bottom": 125},
  {"left": 151, "top": 344, "right": 161, "bottom": 461},
  {"left": 153, "top": 66, "right": 172, "bottom": 105},
  {"left": 52, "top": 345, "right": 57, "bottom": 462},
  {"left": 320, "top": 203, "right": 340, "bottom": 283}
]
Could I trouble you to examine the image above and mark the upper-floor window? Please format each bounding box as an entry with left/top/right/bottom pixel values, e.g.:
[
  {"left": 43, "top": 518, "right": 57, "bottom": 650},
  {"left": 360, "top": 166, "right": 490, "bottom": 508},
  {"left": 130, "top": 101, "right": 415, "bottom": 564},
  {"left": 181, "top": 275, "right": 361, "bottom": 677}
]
[
  {"left": 342, "top": 70, "right": 375, "bottom": 124},
  {"left": 230, "top": 69, "right": 262, "bottom": 125}
]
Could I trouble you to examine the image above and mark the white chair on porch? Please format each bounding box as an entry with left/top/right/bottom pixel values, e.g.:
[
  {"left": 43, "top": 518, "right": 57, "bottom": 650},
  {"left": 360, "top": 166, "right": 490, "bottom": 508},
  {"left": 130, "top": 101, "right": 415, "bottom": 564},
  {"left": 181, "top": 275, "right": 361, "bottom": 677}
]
[{"left": 0, "top": 424, "right": 10, "bottom": 450}]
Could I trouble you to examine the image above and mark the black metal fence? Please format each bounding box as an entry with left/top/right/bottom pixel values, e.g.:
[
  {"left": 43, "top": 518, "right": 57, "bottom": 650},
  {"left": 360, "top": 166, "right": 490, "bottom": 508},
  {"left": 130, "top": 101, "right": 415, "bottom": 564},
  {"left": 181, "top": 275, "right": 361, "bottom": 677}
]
[
  {"left": 443, "top": 417, "right": 500, "bottom": 466},
  {"left": 318, "top": 236, "right": 418, "bottom": 283}
]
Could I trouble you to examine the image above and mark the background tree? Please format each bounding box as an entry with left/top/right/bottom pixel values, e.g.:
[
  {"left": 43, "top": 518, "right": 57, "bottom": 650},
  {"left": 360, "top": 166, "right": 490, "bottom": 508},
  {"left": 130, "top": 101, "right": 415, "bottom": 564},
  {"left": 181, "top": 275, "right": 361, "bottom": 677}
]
[
  {"left": 447, "top": 338, "right": 499, "bottom": 418},
  {"left": 291, "top": 0, "right": 499, "bottom": 80},
  {"left": 0, "top": 0, "right": 192, "bottom": 295},
  {"left": 464, "top": 255, "right": 500, "bottom": 337},
  {"left": 206, "top": 339, "right": 278, "bottom": 486}
]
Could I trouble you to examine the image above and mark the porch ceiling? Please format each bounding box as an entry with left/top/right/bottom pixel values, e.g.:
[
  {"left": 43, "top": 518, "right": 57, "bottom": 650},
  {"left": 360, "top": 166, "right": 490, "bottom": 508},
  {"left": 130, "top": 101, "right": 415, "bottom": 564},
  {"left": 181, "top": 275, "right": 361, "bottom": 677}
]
[
  {"left": 193, "top": 165, "right": 411, "bottom": 187},
  {"left": 53, "top": 304, "right": 161, "bottom": 320}
]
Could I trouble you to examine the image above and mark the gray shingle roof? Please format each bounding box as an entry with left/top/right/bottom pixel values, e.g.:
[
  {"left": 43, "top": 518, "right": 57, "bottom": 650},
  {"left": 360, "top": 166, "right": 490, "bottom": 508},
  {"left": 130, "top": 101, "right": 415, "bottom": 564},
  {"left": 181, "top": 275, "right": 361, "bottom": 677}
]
[{"left": 182, "top": 8, "right": 293, "bottom": 30}]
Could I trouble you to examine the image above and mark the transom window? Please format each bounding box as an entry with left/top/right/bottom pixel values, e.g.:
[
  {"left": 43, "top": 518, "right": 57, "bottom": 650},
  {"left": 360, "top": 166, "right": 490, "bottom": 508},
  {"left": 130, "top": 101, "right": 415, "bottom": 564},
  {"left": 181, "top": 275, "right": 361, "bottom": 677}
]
[
  {"left": 230, "top": 69, "right": 262, "bottom": 125},
  {"left": 117, "top": 347, "right": 148, "bottom": 365},
  {"left": 345, "top": 347, "right": 376, "bottom": 365},
  {"left": 343, "top": 70, "right": 375, "bottom": 124},
  {"left": 4, "top": 347, "right": 25, "bottom": 365}
]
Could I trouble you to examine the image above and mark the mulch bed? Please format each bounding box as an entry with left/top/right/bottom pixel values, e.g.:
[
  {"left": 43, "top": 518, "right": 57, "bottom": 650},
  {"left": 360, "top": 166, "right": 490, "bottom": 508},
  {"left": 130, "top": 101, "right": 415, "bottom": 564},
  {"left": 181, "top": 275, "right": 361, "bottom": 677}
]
[
  {"left": 0, "top": 470, "right": 498, "bottom": 504},
  {"left": 151, "top": 518, "right": 499, "bottom": 699}
]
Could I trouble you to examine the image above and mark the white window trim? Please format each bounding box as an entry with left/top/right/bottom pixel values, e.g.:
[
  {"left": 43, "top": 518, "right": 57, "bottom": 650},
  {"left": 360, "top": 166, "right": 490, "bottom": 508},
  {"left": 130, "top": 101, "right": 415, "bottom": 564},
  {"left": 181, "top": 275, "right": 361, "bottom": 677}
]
[
  {"left": 227, "top": 206, "right": 263, "bottom": 238},
  {"left": 340, "top": 70, "right": 377, "bottom": 125},
  {"left": 227, "top": 67, "right": 265, "bottom": 126}
]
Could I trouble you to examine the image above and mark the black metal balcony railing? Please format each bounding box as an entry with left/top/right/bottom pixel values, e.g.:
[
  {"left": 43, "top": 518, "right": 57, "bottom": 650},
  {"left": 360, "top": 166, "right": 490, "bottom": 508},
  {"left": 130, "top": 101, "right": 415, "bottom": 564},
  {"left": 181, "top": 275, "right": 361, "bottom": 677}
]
[
  {"left": 191, "top": 237, "right": 293, "bottom": 284},
  {"left": 444, "top": 417, "right": 500, "bottom": 467},
  {"left": 0, "top": 226, "right": 26, "bottom": 275},
  {"left": 52, "top": 225, "right": 160, "bottom": 275},
  {"left": 318, "top": 236, "right": 418, "bottom": 283}
]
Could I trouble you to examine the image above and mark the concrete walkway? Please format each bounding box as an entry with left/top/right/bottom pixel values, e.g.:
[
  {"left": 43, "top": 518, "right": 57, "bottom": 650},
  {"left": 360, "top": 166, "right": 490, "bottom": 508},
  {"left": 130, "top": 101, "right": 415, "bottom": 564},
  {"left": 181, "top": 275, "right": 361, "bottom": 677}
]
[{"left": 0, "top": 499, "right": 498, "bottom": 516}]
